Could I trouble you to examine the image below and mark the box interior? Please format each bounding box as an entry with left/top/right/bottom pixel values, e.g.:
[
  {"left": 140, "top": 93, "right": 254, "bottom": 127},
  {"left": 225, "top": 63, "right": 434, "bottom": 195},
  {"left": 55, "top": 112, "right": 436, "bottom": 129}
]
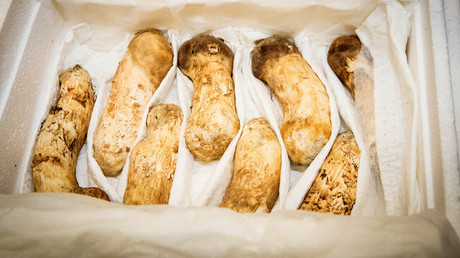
[{"left": 0, "top": 0, "right": 459, "bottom": 237}]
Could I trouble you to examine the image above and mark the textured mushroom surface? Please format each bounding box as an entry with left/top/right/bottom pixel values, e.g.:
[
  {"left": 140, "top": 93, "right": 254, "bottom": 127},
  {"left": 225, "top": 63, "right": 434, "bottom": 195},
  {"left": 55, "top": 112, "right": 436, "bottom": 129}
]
[
  {"left": 123, "top": 104, "right": 183, "bottom": 205},
  {"left": 32, "top": 65, "right": 109, "bottom": 201},
  {"left": 94, "top": 29, "right": 173, "bottom": 177},
  {"left": 252, "top": 36, "right": 331, "bottom": 166},
  {"left": 220, "top": 117, "right": 281, "bottom": 213},
  {"left": 299, "top": 131, "right": 360, "bottom": 215},
  {"left": 178, "top": 35, "right": 239, "bottom": 161}
]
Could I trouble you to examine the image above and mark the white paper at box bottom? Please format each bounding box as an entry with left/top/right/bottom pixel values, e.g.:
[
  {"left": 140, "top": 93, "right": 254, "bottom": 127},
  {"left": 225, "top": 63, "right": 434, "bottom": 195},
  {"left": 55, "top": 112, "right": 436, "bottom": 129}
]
[{"left": 0, "top": 193, "right": 458, "bottom": 257}]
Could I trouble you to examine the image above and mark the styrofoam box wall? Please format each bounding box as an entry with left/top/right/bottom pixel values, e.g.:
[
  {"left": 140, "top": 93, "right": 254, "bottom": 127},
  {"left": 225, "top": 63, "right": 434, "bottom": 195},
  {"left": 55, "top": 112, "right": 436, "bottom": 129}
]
[{"left": 0, "top": 0, "right": 459, "bottom": 239}]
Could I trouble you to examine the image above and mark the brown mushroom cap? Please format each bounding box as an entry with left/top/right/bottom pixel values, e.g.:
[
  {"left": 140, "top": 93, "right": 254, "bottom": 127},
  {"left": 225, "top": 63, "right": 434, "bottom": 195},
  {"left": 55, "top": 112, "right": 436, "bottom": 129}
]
[
  {"left": 147, "top": 104, "right": 183, "bottom": 132},
  {"left": 327, "top": 35, "right": 362, "bottom": 98},
  {"left": 251, "top": 36, "right": 301, "bottom": 80},
  {"left": 128, "top": 29, "right": 173, "bottom": 81},
  {"left": 178, "top": 35, "right": 234, "bottom": 78}
]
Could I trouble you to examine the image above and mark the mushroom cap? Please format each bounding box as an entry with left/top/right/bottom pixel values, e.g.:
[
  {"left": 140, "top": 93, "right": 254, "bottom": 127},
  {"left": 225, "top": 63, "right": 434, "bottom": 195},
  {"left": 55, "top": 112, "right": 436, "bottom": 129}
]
[
  {"left": 178, "top": 35, "right": 234, "bottom": 77},
  {"left": 128, "top": 29, "right": 173, "bottom": 81},
  {"left": 146, "top": 104, "right": 183, "bottom": 131},
  {"left": 327, "top": 35, "right": 362, "bottom": 98},
  {"left": 251, "top": 36, "right": 301, "bottom": 80}
]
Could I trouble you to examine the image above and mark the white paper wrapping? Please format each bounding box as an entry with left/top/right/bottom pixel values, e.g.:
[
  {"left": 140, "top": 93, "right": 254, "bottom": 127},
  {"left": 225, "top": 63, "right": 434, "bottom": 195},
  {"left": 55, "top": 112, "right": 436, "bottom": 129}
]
[
  {"left": 357, "top": 2, "right": 421, "bottom": 215},
  {"left": 0, "top": 193, "right": 459, "bottom": 257}
]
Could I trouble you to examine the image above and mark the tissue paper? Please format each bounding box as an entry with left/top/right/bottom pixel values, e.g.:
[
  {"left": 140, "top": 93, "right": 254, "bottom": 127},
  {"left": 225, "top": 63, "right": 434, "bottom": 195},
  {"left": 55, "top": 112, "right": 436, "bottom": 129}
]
[{"left": 1, "top": 193, "right": 459, "bottom": 257}]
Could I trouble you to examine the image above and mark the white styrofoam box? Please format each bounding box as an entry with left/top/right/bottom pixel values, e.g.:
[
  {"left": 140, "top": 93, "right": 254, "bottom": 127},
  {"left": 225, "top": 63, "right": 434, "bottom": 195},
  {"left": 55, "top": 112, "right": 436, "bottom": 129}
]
[
  {"left": 0, "top": 0, "right": 459, "bottom": 254},
  {"left": 0, "top": 0, "right": 67, "bottom": 193}
]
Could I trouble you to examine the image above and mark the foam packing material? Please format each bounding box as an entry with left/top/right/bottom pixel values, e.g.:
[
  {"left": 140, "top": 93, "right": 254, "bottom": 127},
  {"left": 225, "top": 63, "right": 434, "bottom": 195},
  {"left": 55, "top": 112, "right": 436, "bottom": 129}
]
[{"left": 0, "top": 0, "right": 459, "bottom": 255}]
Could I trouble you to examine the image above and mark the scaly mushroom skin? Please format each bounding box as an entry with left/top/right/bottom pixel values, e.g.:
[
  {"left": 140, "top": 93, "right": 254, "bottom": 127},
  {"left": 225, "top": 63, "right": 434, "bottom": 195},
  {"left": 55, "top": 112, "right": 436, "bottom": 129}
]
[
  {"left": 123, "top": 104, "right": 183, "bottom": 205},
  {"left": 178, "top": 35, "right": 239, "bottom": 161},
  {"left": 252, "top": 36, "right": 331, "bottom": 167},
  {"left": 94, "top": 29, "right": 173, "bottom": 177},
  {"left": 299, "top": 131, "right": 360, "bottom": 215},
  {"left": 220, "top": 117, "right": 281, "bottom": 213},
  {"left": 32, "top": 65, "right": 109, "bottom": 201}
]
